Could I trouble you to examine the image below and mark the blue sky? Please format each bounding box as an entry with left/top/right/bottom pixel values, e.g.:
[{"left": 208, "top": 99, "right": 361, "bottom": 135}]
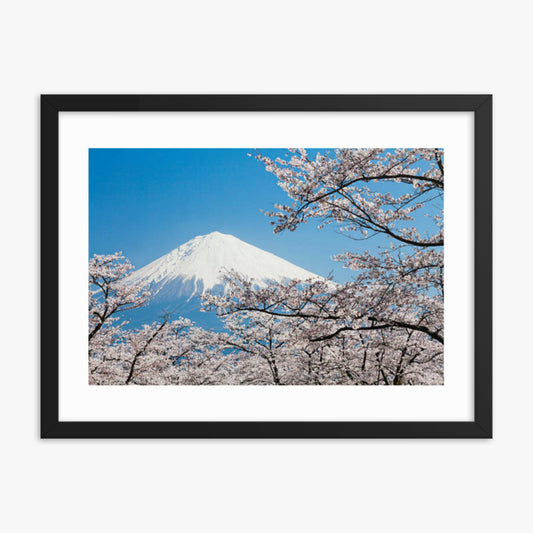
[{"left": 89, "top": 148, "right": 439, "bottom": 284}]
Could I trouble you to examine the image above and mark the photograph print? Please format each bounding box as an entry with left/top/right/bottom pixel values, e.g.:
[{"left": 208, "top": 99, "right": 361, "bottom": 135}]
[{"left": 89, "top": 148, "right": 444, "bottom": 386}]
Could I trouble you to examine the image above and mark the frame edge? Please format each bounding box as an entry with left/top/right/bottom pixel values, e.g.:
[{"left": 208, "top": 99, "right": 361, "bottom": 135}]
[
  {"left": 41, "top": 95, "right": 60, "bottom": 438},
  {"left": 473, "top": 95, "right": 493, "bottom": 438}
]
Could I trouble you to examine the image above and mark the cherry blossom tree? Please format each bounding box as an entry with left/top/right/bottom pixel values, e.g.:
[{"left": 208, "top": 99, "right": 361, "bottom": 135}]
[
  {"left": 88, "top": 252, "right": 150, "bottom": 343},
  {"left": 203, "top": 148, "right": 444, "bottom": 385},
  {"left": 89, "top": 253, "right": 235, "bottom": 385}
]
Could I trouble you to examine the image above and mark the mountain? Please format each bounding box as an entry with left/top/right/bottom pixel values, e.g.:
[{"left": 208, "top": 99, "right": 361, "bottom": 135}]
[{"left": 123, "top": 231, "right": 322, "bottom": 329}]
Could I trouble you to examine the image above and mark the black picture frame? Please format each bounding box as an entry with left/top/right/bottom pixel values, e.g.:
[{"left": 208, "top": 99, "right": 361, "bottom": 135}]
[{"left": 41, "top": 94, "right": 492, "bottom": 439}]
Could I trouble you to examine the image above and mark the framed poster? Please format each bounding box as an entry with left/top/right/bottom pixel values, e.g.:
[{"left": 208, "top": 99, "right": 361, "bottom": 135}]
[{"left": 41, "top": 94, "right": 492, "bottom": 438}]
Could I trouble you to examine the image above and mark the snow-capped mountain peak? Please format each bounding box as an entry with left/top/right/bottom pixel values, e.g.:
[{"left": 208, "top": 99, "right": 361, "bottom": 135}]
[{"left": 127, "top": 232, "right": 321, "bottom": 301}]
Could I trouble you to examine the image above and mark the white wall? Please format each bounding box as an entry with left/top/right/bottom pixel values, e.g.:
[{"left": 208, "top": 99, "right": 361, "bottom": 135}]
[{"left": 1, "top": 1, "right": 529, "bottom": 531}]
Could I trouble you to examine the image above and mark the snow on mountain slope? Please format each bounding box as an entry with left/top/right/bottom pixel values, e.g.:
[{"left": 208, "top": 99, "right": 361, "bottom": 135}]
[{"left": 127, "top": 231, "right": 322, "bottom": 302}]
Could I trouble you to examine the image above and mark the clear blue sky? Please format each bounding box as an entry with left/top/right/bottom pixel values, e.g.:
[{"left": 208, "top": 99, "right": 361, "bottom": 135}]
[{"left": 89, "top": 148, "right": 438, "bottom": 284}]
